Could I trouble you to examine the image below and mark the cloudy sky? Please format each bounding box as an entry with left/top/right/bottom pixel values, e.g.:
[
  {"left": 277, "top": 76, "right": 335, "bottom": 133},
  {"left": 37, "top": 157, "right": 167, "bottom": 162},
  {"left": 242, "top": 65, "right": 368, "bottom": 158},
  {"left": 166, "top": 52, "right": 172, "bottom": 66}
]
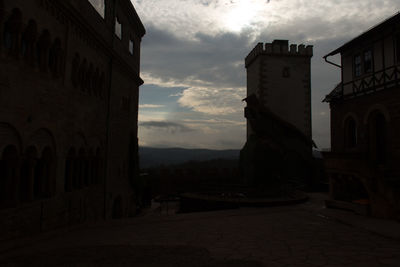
[{"left": 131, "top": 0, "right": 400, "bottom": 150}]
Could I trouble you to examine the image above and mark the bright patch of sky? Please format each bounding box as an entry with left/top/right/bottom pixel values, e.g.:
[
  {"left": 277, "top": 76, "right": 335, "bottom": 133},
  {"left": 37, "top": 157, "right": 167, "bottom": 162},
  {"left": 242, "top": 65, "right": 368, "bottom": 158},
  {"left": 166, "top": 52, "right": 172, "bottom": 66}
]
[
  {"left": 88, "top": 0, "right": 105, "bottom": 17},
  {"left": 133, "top": 0, "right": 400, "bottom": 149}
]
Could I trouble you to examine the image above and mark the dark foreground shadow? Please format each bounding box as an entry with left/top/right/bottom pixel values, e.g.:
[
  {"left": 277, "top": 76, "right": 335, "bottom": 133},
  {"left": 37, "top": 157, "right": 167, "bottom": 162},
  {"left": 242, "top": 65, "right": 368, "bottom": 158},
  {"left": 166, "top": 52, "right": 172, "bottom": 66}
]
[{"left": 1, "top": 245, "right": 264, "bottom": 267}]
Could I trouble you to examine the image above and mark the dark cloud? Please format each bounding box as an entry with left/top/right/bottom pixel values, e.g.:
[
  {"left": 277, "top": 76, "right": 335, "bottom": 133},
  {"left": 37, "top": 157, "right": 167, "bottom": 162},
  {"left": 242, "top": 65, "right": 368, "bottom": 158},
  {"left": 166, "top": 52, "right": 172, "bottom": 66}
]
[
  {"left": 136, "top": 1, "right": 400, "bottom": 149},
  {"left": 142, "top": 24, "right": 252, "bottom": 88},
  {"left": 140, "top": 24, "right": 348, "bottom": 148},
  {"left": 140, "top": 121, "right": 195, "bottom": 134}
]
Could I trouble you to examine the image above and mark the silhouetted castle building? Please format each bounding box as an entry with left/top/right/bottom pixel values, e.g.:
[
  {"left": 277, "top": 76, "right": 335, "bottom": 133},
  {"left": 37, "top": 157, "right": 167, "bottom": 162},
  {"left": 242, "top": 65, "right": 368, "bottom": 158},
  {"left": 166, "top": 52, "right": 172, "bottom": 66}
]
[
  {"left": 323, "top": 13, "right": 400, "bottom": 218},
  {"left": 245, "top": 40, "right": 313, "bottom": 138},
  {"left": 0, "top": 0, "right": 145, "bottom": 238},
  {"left": 241, "top": 40, "right": 316, "bottom": 191}
]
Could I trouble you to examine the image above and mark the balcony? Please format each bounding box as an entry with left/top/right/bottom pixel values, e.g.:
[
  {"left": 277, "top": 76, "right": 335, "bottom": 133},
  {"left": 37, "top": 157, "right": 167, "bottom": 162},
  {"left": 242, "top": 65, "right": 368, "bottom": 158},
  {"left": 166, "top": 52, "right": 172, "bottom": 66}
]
[{"left": 326, "top": 64, "right": 400, "bottom": 102}]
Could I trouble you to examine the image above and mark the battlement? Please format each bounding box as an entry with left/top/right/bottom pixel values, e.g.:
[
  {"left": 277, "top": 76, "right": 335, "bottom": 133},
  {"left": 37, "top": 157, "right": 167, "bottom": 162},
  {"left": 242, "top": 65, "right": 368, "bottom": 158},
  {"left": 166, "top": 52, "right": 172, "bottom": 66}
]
[{"left": 245, "top": 40, "right": 313, "bottom": 67}]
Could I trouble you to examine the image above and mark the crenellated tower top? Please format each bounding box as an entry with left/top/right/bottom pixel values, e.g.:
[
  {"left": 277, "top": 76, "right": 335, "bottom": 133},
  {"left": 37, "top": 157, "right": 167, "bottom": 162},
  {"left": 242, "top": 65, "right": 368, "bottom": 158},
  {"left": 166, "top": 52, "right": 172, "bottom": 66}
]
[{"left": 245, "top": 40, "right": 313, "bottom": 67}]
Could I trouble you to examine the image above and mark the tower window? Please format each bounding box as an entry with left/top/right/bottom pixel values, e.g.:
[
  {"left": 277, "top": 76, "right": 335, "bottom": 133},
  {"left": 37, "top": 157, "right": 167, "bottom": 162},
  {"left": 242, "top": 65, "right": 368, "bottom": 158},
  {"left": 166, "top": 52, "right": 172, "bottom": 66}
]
[{"left": 282, "top": 67, "right": 290, "bottom": 78}]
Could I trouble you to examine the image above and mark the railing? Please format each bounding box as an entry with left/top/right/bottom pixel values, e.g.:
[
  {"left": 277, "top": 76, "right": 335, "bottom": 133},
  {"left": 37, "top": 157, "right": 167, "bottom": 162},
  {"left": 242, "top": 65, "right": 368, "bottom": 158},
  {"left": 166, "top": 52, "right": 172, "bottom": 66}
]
[{"left": 341, "top": 64, "right": 400, "bottom": 98}]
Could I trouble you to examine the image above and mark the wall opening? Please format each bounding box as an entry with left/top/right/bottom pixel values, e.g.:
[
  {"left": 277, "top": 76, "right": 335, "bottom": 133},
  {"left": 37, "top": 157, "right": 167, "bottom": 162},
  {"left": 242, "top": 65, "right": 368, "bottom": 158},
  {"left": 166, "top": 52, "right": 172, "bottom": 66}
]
[
  {"left": 368, "top": 111, "right": 387, "bottom": 164},
  {"left": 0, "top": 145, "right": 18, "bottom": 208},
  {"left": 344, "top": 117, "right": 357, "bottom": 149}
]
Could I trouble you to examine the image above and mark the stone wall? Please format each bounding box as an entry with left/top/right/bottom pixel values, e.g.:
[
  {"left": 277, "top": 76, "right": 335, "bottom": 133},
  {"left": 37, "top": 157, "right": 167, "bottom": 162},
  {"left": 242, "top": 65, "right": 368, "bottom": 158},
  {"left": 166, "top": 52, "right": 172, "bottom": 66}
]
[
  {"left": 0, "top": 0, "right": 145, "bottom": 237},
  {"left": 245, "top": 40, "right": 313, "bottom": 139}
]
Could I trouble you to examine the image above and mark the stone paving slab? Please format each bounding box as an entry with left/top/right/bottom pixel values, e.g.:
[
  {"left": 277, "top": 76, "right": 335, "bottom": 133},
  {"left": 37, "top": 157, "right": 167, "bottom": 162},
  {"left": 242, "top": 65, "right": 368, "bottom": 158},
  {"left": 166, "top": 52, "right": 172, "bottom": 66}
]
[{"left": 1, "top": 193, "right": 400, "bottom": 266}]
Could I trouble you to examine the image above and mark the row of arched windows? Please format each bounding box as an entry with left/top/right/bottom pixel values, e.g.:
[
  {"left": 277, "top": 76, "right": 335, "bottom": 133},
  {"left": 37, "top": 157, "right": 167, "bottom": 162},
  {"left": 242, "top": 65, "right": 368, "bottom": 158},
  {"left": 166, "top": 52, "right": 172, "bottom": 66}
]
[
  {"left": 64, "top": 147, "right": 103, "bottom": 192},
  {"left": 71, "top": 53, "right": 105, "bottom": 97},
  {"left": 1, "top": 8, "right": 64, "bottom": 77},
  {"left": 0, "top": 122, "right": 104, "bottom": 210},
  {"left": 0, "top": 144, "right": 103, "bottom": 209},
  {"left": 0, "top": 145, "right": 55, "bottom": 209},
  {"left": 343, "top": 110, "right": 387, "bottom": 164}
]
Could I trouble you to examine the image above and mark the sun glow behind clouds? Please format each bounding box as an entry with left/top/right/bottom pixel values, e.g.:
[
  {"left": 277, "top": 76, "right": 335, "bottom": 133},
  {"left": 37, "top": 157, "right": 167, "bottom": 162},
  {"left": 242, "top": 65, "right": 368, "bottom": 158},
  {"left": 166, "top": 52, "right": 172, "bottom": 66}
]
[
  {"left": 223, "top": 0, "right": 267, "bottom": 32},
  {"left": 132, "top": 0, "right": 273, "bottom": 38}
]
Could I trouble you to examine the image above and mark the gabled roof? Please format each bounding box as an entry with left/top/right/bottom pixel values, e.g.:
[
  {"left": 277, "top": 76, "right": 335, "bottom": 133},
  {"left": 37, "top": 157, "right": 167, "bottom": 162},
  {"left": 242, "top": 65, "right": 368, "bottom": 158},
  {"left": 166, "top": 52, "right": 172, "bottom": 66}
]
[
  {"left": 324, "top": 12, "right": 400, "bottom": 57},
  {"left": 323, "top": 83, "right": 342, "bottom": 103}
]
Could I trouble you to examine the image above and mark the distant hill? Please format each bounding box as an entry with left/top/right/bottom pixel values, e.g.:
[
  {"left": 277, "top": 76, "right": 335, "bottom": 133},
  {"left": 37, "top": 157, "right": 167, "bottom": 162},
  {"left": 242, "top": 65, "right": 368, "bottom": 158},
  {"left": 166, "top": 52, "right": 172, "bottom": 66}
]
[{"left": 139, "top": 147, "right": 240, "bottom": 168}]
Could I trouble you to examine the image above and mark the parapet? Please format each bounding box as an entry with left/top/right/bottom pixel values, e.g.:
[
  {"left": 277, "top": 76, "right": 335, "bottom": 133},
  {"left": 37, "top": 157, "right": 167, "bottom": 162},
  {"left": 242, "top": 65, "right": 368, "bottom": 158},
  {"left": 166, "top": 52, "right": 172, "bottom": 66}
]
[{"left": 245, "top": 40, "right": 313, "bottom": 67}]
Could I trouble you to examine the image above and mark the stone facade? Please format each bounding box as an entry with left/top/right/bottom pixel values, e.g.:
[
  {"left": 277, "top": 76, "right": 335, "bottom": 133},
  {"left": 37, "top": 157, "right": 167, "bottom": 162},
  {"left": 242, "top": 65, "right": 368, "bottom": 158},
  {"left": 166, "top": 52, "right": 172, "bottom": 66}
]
[
  {"left": 240, "top": 40, "right": 316, "bottom": 191},
  {"left": 0, "top": 0, "right": 145, "bottom": 239},
  {"left": 324, "top": 13, "right": 400, "bottom": 219},
  {"left": 245, "top": 40, "right": 313, "bottom": 138}
]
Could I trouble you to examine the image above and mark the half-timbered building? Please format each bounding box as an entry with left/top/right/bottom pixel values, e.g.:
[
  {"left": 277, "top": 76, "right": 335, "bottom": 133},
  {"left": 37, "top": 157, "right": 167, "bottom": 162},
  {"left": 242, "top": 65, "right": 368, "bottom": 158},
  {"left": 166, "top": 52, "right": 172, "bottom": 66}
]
[{"left": 323, "top": 13, "right": 400, "bottom": 218}]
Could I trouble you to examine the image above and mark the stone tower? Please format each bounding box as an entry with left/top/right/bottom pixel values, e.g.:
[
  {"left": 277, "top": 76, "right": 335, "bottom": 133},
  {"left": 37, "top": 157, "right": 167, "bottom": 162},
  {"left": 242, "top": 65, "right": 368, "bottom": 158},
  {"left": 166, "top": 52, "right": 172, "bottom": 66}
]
[{"left": 245, "top": 40, "right": 313, "bottom": 139}]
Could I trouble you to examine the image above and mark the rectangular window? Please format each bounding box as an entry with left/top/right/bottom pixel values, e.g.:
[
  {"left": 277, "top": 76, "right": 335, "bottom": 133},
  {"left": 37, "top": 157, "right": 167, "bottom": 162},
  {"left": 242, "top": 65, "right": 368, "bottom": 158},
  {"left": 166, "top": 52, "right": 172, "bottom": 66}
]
[
  {"left": 354, "top": 54, "right": 362, "bottom": 77},
  {"left": 115, "top": 17, "right": 122, "bottom": 39},
  {"left": 88, "top": 0, "right": 105, "bottom": 18},
  {"left": 364, "top": 50, "right": 372, "bottom": 73},
  {"left": 129, "top": 39, "right": 134, "bottom": 55}
]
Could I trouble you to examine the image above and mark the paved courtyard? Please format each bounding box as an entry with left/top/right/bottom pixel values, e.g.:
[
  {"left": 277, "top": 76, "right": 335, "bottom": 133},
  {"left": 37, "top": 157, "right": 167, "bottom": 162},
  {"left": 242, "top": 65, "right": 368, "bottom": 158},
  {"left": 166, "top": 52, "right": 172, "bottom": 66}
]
[{"left": 1, "top": 193, "right": 400, "bottom": 266}]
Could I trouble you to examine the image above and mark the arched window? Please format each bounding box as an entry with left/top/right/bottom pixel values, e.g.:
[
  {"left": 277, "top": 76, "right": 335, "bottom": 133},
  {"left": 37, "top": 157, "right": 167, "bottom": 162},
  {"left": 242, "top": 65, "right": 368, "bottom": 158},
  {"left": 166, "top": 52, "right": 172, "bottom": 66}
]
[
  {"left": 87, "top": 148, "right": 94, "bottom": 186},
  {"left": 368, "top": 111, "right": 387, "bottom": 164},
  {"left": 94, "top": 147, "right": 102, "bottom": 184},
  {"left": 3, "top": 8, "right": 22, "bottom": 57},
  {"left": 0, "top": 145, "right": 19, "bottom": 208},
  {"left": 83, "top": 151, "right": 90, "bottom": 187},
  {"left": 78, "top": 59, "right": 87, "bottom": 91},
  {"left": 112, "top": 195, "right": 123, "bottom": 219},
  {"left": 20, "top": 146, "right": 37, "bottom": 202},
  {"left": 92, "top": 68, "right": 100, "bottom": 96},
  {"left": 77, "top": 148, "right": 85, "bottom": 188},
  {"left": 42, "top": 147, "right": 54, "bottom": 197},
  {"left": 36, "top": 29, "right": 51, "bottom": 72},
  {"left": 344, "top": 117, "right": 357, "bottom": 149},
  {"left": 71, "top": 53, "right": 80, "bottom": 88},
  {"left": 21, "top": 19, "right": 37, "bottom": 66},
  {"left": 72, "top": 149, "right": 80, "bottom": 190},
  {"left": 34, "top": 147, "right": 54, "bottom": 199},
  {"left": 64, "top": 147, "right": 75, "bottom": 192},
  {"left": 86, "top": 63, "right": 94, "bottom": 94},
  {"left": 99, "top": 72, "right": 105, "bottom": 97},
  {"left": 49, "top": 38, "right": 62, "bottom": 78}
]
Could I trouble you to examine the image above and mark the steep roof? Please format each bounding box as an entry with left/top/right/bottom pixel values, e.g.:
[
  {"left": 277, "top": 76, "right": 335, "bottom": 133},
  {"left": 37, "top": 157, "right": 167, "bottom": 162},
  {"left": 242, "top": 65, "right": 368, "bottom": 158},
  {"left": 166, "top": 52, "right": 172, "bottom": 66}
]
[
  {"left": 323, "top": 83, "right": 342, "bottom": 103},
  {"left": 324, "top": 12, "right": 400, "bottom": 57}
]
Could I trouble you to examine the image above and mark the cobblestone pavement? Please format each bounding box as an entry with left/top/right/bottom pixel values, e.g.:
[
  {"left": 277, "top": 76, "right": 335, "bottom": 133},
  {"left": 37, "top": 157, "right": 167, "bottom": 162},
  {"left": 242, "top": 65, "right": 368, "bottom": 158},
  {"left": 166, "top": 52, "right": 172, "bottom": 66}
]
[{"left": 1, "top": 194, "right": 400, "bottom": 266}]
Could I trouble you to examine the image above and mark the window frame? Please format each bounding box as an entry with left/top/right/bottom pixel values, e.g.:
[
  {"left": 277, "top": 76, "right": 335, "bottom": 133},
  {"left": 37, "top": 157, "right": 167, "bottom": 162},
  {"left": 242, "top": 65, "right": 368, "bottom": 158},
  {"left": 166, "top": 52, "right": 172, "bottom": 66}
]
[
  {"left": 363, "top": 49, "right": 373, "bottom": 74},
  {"left": 344, "top": 117, "right": 357, "bottom": 149},
  {"left": 353, "top": 48, "right": 374, "bottom": 78},
  {"left": 115, "top": 16, "right": 122, "bottom": 40},
  {"left": 129, "top": 39, "right": 134, "bottom": 55},
  {"left": 353, "top": 54, "right": 362, "bottom": 77}
]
